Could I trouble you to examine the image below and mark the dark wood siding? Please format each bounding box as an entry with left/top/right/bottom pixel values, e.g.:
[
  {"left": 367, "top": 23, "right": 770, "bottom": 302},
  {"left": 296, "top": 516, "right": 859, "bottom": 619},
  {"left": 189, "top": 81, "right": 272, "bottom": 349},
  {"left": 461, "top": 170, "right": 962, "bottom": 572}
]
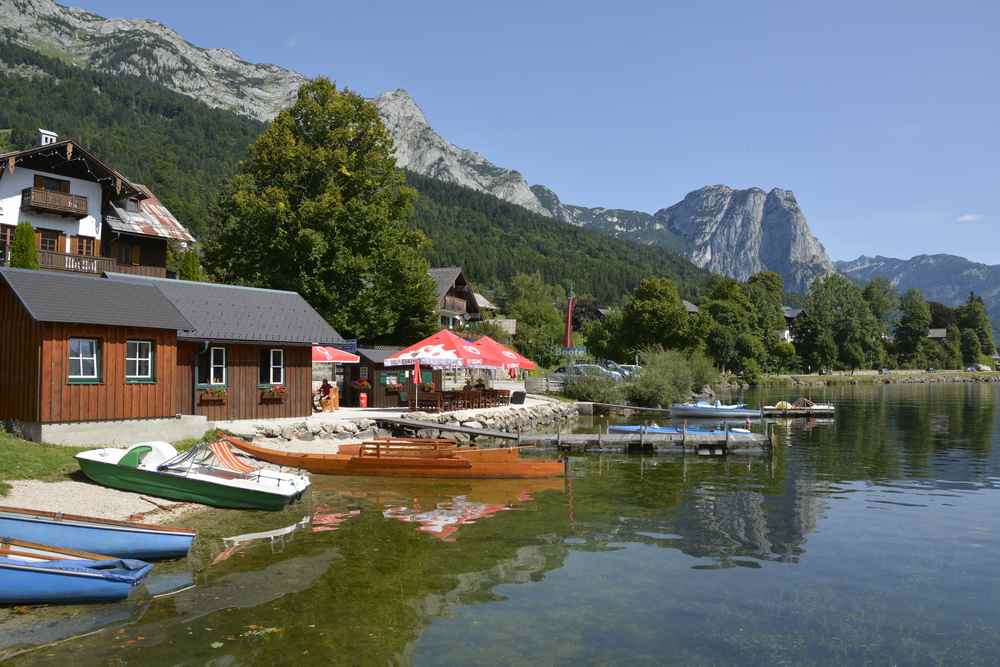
[
  {"left": 343, "top": 362, "right": 441, "bottom": 408},
  {"left": 0, "top": 282, "right": 42, "bottom": 422},
  {"left": 38, "top": 324, "right": 177, "bottom": 423},
  {"left": 177, "top": 343, "right": 312, "bottom": 420}
]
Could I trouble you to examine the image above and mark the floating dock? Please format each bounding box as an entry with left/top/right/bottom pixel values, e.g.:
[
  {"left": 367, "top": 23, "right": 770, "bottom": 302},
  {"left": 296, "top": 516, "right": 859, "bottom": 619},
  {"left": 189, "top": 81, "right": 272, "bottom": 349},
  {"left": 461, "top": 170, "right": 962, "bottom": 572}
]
[{"left": 519, "top": 427, "right": 773, "bottom": 455}]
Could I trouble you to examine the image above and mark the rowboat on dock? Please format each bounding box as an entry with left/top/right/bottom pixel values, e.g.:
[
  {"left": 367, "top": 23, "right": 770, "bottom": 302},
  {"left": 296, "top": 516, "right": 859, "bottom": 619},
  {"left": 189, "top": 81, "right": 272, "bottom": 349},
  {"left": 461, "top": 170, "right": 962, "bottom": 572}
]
[
  {"left": 762, "top": 399, "right": 835, "bottom": 417},
  {"left": 670, "top": 401, "right": 762, "bottom": 419},
  {"left": 0, "top": 539, "right": 153, "bottom": 605},
  {"left": 223, "top": 435, "right": 565, "bottom": 480},
  {"left": 0, "top": 506, "right": 195, "bottom": 560},
  {"left": 76, "top": 441, "right": 310, "bottom": 511}
]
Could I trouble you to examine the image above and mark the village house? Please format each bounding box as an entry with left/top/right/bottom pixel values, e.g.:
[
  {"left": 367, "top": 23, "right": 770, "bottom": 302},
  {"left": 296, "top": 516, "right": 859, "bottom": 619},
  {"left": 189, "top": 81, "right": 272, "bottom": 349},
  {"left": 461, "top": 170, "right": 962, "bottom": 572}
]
[
  {"left": 0, "top": 268, "right": 345, "bottom": 444},
  {"left": 341, "top": 347, "right": 442, "bottom": 409},
  {"left": 428, "top": 266, "right": 479, "bottom": 329},
  {"left": 0, "top": 130, "right": 193, "bottom": 277}
]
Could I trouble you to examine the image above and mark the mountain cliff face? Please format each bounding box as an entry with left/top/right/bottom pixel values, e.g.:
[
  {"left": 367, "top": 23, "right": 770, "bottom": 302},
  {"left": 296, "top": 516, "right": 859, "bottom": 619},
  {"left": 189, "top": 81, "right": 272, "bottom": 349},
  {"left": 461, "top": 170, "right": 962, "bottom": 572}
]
[
  {"left": 0, "top": 0, "right": 306, "bottom": 122},
  {"left": 837, "top": 254, "right": 1000, "bottom": 332},
  {"left": 652, "top": 186, "right": 834, "bottom": 292},
  {"left": 373, "top": 90, "right": 551, "bottom": 218}
]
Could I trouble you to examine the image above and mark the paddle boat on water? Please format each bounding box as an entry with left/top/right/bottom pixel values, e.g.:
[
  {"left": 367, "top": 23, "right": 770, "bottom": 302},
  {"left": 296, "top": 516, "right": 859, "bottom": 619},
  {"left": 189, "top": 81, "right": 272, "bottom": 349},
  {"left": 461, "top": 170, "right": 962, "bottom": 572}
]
[
  {"left": 76, "top": 440, "right": 310, "bottom": 511},
  {"left": 0, "top": 506, "right": 195, "bottom": 560},
  {"left": 670, "top": 401, "right": 762, "bottom": 419},
  {"left": 762, "top": 398, "right": 836, "bottom": 417},
  {"left": 223, "top": 435, "right": 565, "bottom": 480},
  {"left": 0, "top": 539, "right": 153, "bottom": 605}
]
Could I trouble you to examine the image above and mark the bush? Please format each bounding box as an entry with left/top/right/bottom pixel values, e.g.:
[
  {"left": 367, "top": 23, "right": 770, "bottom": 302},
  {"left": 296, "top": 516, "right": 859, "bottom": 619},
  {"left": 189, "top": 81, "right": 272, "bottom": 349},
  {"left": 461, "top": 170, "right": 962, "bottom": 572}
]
[
  {"left": 563, "top": 375, "right": 623, "bottom": 404},
  {"left": 623, "top": 347, "right": 719, "bottom": 408},
  {"left": 9, "top": 222, "right": 39, "bottom": 269}
]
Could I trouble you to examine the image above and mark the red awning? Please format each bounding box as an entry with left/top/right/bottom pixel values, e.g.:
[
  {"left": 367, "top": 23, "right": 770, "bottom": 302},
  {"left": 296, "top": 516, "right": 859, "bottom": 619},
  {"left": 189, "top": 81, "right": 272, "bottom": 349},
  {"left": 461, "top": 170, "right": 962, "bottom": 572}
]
[
  {"left": 383, "top": 329, "right": 507, "bottom": 369},
  {"left": 312, "top": 346, "right": 360, "bottom": 363},
  {"left": 472, "top": 336, "right": 537, "bottom": 370}
]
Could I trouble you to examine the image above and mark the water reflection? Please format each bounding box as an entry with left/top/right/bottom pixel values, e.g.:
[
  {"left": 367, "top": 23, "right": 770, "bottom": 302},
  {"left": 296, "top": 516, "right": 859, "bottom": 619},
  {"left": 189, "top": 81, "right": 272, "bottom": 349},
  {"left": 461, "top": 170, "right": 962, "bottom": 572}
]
[{"left": 7, "top": 384, "right": 1000, "bottom": 665}]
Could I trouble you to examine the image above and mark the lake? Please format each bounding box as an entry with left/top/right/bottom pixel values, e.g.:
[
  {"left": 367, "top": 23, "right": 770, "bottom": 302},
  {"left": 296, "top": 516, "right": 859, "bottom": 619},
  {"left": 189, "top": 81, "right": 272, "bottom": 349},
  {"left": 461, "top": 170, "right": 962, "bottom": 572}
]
[{"left": 6, "top": 384, "right": 999, "bottom": 665}]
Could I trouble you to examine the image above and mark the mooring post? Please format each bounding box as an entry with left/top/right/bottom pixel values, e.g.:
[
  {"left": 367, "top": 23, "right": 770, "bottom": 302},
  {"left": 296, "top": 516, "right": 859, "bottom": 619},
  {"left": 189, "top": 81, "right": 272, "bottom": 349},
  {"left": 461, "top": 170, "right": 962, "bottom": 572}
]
[
  {"left": 557, "top": 423, "right": 562, "bottom": 448},
  {"left": 640, "top": 424, "right": 646, "bottom": 448},
  {"left": 725, "top": 423, "right": 730, "bottom": 447},
  {"left": 682, "top": 420, "right": 687, "bottom": 449}
]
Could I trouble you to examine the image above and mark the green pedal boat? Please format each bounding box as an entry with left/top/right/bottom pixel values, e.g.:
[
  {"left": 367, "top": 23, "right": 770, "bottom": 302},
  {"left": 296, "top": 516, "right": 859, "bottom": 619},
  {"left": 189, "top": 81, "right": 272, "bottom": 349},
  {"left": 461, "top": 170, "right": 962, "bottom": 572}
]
[{"left": 76, "top": 441, "right": 310, "bottom": 511}]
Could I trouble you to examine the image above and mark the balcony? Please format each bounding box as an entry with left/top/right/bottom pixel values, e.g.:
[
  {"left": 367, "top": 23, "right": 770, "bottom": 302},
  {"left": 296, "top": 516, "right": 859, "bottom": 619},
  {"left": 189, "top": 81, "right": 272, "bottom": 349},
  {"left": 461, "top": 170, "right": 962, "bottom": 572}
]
[
  {"left": 21, "top": 187, "right": 89, "bottom": 218},
  {"left": 38, "top": 250, "right": 114, "bottom": 274},
  {"left": 113, "top": 261, "right": 167, "bottom": 278}
]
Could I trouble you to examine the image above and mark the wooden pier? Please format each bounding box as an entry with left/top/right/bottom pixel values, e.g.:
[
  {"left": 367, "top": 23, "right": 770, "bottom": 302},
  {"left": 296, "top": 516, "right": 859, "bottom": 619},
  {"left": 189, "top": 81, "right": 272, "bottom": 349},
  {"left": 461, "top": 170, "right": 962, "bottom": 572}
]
[
  {"left": 519, "top": 429, "right": 772, "bottom": 455},
  {"left": 373, "top": 417, "right": 517, "bottom": 441}
]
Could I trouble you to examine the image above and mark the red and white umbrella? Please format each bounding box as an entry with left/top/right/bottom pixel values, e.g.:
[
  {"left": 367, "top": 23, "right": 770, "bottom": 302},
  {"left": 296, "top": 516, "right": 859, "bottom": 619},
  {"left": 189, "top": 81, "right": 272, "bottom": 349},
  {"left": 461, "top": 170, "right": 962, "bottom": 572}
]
[
  {"left": 472, "top": 336, "right": 537, "bottom": 371},
  {"left": 383, "top": 330, "right": 507, "bottom": 369},
  {"left": 311, "top": 346, "right": 360, "bottom": 363}
]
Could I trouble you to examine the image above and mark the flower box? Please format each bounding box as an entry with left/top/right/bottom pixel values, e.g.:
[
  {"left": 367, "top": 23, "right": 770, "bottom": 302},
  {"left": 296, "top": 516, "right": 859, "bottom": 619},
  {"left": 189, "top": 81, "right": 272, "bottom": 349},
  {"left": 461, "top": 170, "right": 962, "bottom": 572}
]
[
  {"left": 198, "top": 388, "right": 228, "bottom": 405},
  {"left": 261, "top": 385, "right": 288, "bottom": 402}
]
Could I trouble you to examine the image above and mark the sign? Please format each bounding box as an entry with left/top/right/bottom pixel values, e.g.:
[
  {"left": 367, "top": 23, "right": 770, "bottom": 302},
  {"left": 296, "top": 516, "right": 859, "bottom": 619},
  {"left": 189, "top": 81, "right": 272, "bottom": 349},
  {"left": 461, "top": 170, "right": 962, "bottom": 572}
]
[{"left": 562, "top": 347, "right": 587, "bottom": 357}]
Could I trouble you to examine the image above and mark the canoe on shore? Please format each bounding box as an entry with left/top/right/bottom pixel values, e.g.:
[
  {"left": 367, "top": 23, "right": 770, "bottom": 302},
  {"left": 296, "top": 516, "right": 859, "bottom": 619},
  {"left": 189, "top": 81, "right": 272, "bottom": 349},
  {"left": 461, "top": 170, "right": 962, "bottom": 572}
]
[
  {"left": 0, "top": 539, "right": 153, "bottom": 605},
  {"left": 76, "top": 441, "right": 310, "bottom": 511},
  {"left": 223, "top": 435, "right": 565, "bottom": 480},
  {"left": 0, "top": 506, "right": 195, "bottom": 560}
]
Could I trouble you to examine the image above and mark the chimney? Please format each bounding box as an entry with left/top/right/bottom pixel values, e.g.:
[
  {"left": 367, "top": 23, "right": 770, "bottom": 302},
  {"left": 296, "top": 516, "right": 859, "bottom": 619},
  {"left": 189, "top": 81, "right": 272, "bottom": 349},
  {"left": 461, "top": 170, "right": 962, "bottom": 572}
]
[{"left": 37, "top": 129, "right": 58, "bottom": 146}]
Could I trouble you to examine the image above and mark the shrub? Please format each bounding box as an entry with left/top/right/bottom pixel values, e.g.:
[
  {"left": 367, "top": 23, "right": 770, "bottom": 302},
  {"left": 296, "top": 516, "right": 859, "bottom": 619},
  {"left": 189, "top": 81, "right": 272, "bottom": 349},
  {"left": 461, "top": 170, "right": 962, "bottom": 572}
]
[
  {"left": 563, "top": 375, "right": 622, "bottom": 404},
  {"left": 9, "top": 222, "right": 39, "bottom": 269},
  {"left": 623, "top": 347, "right": 719, "bottom": 408}
]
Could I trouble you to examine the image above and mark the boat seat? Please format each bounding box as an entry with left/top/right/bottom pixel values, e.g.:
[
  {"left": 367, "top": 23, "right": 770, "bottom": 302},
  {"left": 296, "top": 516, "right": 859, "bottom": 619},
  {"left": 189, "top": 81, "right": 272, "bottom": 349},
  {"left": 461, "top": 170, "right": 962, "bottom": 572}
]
[{"left": 118, "top": 445, "right": 153, "bottom": 468}]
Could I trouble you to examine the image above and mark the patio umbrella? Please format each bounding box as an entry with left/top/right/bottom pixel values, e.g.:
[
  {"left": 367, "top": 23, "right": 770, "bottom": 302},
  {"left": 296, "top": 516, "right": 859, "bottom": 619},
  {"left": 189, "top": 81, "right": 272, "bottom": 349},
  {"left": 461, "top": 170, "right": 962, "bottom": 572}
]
[
  {"left": 472, "top": 336, "right": 537, "bottom": 371},
  {"left": 383, "top": 330, "right": 507, "bottom": 369},
  {"left": 311, "top": 346, "right": 360, "bottom": 363}
]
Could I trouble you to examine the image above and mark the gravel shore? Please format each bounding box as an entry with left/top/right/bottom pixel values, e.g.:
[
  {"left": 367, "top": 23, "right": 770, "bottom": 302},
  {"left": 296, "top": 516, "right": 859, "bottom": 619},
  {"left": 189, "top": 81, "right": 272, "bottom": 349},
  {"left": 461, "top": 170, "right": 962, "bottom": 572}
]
[{"left": 1, "top": 479, "right": 201, "bottom": 524}]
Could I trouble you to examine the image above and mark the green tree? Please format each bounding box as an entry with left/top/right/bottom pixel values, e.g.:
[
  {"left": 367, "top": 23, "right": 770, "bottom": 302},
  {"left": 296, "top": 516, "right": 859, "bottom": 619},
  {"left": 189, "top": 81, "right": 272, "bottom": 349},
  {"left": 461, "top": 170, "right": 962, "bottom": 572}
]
[
  {"left": 863, "top": 277, "right": 899, "bottom": 336},
  {"left": 895, "top": 289, "right": 931, "bottom": 363},
  {"left": 205, "top": 78, "right": 437, "bottom": 343},
  {"left": 961, "top": 328, "right": 983, "bottom": 366},
  {"left": 178, "top": 249, "right": 204, "bottom": 281},
  {"left": 794, "top": 274, "right": 883, "bottom": 372},
  {"left": 583, "top": 308, "right": 627, "bottom": 362},
  {"left": 620, "top": 277, "right": 692, "bottom": 353},
  {"left": 458, "top": 319, "right": 513, "bottom": 345},
  {"left": 956, "top": 293, "right": 996, "bottom": 355},
  {"left": 506, "top": 273, "right": 564, "bottom": 367},
  {"left": 943, "top": 324, "right": 963, "bottom": 369},
  {"left": 9, "top": 222, "right": 39, "bottom": 269}
]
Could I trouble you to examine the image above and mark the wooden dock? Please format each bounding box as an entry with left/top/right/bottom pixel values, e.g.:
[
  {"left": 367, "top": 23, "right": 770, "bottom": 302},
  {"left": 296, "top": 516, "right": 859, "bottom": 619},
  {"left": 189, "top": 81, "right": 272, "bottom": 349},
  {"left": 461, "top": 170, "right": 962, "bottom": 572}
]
[
  {"left": 519, "top": 430, "right": 771, "bottom": 454},
  {"left": 374, "top": 417, "right": 517, "bottom": 441}
]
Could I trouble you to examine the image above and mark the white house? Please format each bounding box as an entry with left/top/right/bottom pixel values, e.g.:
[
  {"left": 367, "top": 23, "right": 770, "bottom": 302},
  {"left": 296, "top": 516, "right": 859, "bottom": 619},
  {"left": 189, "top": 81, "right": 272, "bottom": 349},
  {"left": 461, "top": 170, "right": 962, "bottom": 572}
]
[{"left": 0, "top": 130, "right": 193, "bottom": 276}]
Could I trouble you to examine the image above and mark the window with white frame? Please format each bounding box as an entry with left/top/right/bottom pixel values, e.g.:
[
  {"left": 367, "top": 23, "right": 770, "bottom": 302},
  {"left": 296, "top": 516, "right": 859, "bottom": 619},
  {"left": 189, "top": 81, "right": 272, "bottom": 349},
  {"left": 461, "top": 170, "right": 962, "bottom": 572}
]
[
  {"left": 125, "top": 340, "right": 153, "bottom": 380},
  {"left": 210, "top": 347, "right": 226, "bottom": 385},
  {"left": 68, "top": 338, "right": 99, "bottom": 381},
  {"left": 259, "top": 348, "right": 284, "bottom": 385}
]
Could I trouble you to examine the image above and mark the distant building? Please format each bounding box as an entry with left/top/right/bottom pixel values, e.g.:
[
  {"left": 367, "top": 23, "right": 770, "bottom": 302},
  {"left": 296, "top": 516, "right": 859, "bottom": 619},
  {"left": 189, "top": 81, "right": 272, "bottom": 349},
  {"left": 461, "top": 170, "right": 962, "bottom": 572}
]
[
  {"left": 780, "top": 306, "right": 803, "bottom": 342},
  {"left": 0, "top": 130, "right": 194, "bottom": 278},
  {"left": 427, "top": 266, "right": 479, "bottom": 329},
  {"left": 926, "top": 328, "right": 947, "bottom": 340},
  {"left": 683, "top": 300, "right": 700, "bottom": 315}
]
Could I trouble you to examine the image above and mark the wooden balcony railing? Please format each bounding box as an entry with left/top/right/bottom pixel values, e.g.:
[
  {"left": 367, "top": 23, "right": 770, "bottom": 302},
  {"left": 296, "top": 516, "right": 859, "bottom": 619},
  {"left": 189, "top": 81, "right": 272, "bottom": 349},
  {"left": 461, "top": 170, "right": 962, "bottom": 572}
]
[
  {"left": 38, "top": 250, "right": 115, "bottom": 274},
  {"left": 113, "top": 262, "right": 167, "bottom": 278},
  {"left": 21, "top": 187, "right": 89, "bottom": 218},
  {"left": 441, "top": 294, "right": 468, "bottom": 314}
]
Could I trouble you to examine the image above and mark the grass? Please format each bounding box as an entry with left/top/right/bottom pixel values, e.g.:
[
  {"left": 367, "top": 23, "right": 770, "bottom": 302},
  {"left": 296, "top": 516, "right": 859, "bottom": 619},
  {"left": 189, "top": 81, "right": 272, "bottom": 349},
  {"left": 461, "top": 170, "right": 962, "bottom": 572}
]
[{"left": 0, "top": 428, "right": 221, "bottom": 496}]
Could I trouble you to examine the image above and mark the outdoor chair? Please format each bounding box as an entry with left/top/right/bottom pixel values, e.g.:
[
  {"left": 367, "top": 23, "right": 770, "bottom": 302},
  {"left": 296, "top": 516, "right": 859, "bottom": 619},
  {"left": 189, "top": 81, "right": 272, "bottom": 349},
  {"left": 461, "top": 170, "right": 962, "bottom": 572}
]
[{"left": 510, "top": 390, "right": 526, "bottom": 405}]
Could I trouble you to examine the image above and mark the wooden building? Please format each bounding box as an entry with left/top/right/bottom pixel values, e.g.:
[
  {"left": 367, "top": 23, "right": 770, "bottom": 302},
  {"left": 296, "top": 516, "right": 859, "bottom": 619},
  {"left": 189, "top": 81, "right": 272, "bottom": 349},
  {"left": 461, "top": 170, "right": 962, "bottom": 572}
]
[
  {"left": 428, "top": 267, "right": 479, "bottom": 329},
  {"left": 104, "top": 273, "right": 345, "bottom": 421},
  {"left": 0, "top": 132, "right": 194, "bottom": 278},
  {"left": 0, "top": 267, "right": 191, "bottom": 432},
  {"left": 342, "top": 347, "right": 441, "bottom": 409}
]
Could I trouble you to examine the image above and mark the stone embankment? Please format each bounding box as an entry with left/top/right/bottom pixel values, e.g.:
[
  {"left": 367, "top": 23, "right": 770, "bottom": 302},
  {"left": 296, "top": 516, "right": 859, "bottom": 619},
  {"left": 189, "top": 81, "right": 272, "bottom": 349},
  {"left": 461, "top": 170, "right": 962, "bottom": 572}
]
[{"left": 762, "top": 372, "right": 1000, "bottom": 388}]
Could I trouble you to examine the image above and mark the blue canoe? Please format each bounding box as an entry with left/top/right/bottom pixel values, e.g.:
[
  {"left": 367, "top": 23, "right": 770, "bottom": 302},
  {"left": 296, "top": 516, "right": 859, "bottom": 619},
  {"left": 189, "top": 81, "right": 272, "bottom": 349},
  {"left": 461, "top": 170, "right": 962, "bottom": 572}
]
[
  {"left": 0, "top": 506, "right": 195, "bottom": 560},
  {"left": 608, "top": 424, "right": 756, "bottom": 436},
  {"left": 0, "top": 556, "right": 153, "bottom": 604}
]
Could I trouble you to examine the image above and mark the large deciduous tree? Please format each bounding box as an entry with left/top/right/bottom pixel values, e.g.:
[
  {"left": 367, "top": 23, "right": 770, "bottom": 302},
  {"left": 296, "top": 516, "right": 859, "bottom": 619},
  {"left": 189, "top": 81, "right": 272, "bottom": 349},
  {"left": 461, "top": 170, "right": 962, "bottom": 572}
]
[
  {"left": 205, "top": 77, "right": 437, "bottom": 343},
  {"left": 895, "top": 289, "right": 931, "bottom": 362},
  {"left": 793, "top": 274, "right": 883, "bottom": 371},
  {"left": 620, "top": 277, "right": 694, "bottom": 352},
  {"left": 956, "top": 293, "right": 996, "bottom": 356},
  {"left": 863, "top": 277, "right": 899, "bottom": 336},
  {"left": 506, "top": 273, "right": 565, "bottom": 367}
]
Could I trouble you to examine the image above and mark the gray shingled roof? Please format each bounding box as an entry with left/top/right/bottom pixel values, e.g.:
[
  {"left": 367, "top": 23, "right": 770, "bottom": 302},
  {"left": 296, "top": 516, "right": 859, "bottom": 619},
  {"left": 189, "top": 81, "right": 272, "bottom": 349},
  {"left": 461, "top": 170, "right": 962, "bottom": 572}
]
[
  {"left": 683, "top": 299, "right": 699, "bottom": 314},
  {"left": 0, "top": 268, "right": 192, "bottom": 331},
  {"left": 782, "top": 306, "right": 803, "bottom": 319},
  {"left": 427, "top": 267, "right": 463, "bottom": 305},
  {"left": 105, "top": 273, "right": 344, "bottom": 346},
  {"left": 357, "top": 347, "right": 403, "bottom": 364}
]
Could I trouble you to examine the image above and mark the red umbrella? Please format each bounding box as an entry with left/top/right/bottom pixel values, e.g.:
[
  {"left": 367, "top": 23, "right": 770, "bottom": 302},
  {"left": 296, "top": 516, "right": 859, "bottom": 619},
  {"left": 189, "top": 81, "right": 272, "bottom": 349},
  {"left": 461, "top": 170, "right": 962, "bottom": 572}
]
[
  {"left": 312, "top": 346, "right": 360, "bottom": 363},
  {"left": 472, "top": 336, "right": 537, "bottom": 371},
  {"left": 383, "top": 329, "right": 507, "bottom": 368}
]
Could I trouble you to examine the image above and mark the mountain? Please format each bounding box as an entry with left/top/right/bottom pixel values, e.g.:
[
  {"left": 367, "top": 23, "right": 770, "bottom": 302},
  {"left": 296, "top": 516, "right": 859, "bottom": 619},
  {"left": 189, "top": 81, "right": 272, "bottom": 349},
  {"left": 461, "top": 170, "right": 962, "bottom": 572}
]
[
  {"left": 837, "top": 254, "right": 1000, "bottom": 335},
  {"left": 0, "top": 0, "right": 305, "bottom": 122},
  {"left": 2, "top": 0, "right": 834, "bottom": 293}
]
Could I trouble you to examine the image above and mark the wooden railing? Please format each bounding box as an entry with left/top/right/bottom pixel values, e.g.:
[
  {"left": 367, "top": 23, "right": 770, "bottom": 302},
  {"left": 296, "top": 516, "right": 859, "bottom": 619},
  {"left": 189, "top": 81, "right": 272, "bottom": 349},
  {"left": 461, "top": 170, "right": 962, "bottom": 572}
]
[
  {"left": 442, "top": 295, "right": 468, "bottom": 313},
  {"left": 21, "top": 187, "right": 88, "bottom": 217},
  {"left": 38, "top": 250, "right": 114, "bottom": 274},
  {"left": 113, "top": 262, "right": 167, "bottom": 278}
]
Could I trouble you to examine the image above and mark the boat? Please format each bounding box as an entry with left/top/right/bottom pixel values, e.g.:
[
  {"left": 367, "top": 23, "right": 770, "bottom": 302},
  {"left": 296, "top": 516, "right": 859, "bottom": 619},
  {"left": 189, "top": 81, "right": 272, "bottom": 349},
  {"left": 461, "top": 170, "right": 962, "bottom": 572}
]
[
  {"left": 222, "top": 435, "right": 565, "bottom": 479},
  {"left": 0, "top": 539, "right": 153, "bottom": 604},
  {"left": 0, "top": 506, "right": 196, "bottom": 560},
  {"left": 670, "top": 401, "right": 762, "bottom": 419},
  {"left": 762, "top": 398, "right": 836, "bottom": 417},
  {"left": 76, "top": 441, "right": 310, "bottom": 511},
  {"left": 607, "top": 424, "right": 757, "bottom": 437}
]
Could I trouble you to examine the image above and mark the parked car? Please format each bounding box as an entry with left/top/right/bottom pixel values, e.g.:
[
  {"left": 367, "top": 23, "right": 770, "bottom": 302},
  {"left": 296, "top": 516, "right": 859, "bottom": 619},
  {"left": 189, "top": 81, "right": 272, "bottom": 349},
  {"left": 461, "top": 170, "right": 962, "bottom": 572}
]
[
  {"left": 619, "top": 364, "right": 642, "bottom": 377},
  {"left": 550, "top": 364, "right": 624, "bottom": 384},
  {"left": 605, "top": 361, "right": 639, "bottom": 378},
  {"left": 966, "top": 366, "right": 978, "bottom": 372}
]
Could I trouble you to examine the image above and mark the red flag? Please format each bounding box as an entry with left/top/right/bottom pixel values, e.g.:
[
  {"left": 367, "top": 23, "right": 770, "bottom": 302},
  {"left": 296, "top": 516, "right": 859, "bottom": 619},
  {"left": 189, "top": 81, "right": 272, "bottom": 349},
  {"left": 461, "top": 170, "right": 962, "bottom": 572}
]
[{"left": 563, "top": 290, "right": 575, "bottom": 349}]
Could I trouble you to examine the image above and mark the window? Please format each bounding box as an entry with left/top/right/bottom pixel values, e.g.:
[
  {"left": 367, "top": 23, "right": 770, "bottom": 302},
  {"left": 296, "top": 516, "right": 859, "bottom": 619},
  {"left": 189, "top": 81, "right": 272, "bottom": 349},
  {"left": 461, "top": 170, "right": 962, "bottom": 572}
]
[
  {"left": 34, "top": 175, "right": 70, "bottom": 193},
  {"left": 258, "top": 348, "right": 284, "bottom": 385},
  {"left": 68, "top": 338, "right": 100, "bottom": 382},
  {"left": 125, "top": 341, "right": 153, "bottom": 381},
  {"left": 39, "top": 230, "right": 59, "bottom": 253},
  {"left": 76, "top": 236, "right": 94, "bottom": 256},
  {"left": 197, "top": 347, "right": 227, "bottom": 386}
]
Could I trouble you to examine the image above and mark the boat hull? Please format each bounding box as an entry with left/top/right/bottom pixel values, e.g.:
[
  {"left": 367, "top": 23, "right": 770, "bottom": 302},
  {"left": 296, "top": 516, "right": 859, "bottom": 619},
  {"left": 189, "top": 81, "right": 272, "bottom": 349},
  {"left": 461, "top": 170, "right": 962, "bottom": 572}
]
[
  {"left": 225, "top": 437, "right": 564, "bottom": 479},
  {"left": 670, "top": 405, "right": 762, "bottom": 419},
  {"left": 607, "top": 424, "right": 756, "bottom": 437},
  {"left": 0, "top": 558, "right": 153, "bottom": 605},
  {"left": 762, "top": 407, "right": 835, "bottom": 417},
  {"left": 0, "top": 508, "right": 194, "bottom": 560},
  {"left": 76, "top": 458, "right": 299, "bottom": 511}
]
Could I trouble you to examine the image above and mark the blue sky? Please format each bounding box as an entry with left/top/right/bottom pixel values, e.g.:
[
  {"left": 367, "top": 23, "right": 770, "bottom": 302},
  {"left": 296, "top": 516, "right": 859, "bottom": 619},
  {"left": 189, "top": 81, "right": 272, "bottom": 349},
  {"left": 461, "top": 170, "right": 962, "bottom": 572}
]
[{"left": 75, "top": 0, "right": 999, "bottom": 264}]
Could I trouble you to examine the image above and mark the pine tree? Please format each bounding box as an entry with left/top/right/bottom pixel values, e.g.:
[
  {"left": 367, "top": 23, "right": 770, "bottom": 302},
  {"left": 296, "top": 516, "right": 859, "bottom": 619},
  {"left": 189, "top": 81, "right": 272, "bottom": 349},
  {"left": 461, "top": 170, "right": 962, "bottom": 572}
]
[
  {"left": 9, "top": 222, "right": 39, "bottom": 270},
  {"left": 178, "top": 250, "right": 203, "bottom": 281}
]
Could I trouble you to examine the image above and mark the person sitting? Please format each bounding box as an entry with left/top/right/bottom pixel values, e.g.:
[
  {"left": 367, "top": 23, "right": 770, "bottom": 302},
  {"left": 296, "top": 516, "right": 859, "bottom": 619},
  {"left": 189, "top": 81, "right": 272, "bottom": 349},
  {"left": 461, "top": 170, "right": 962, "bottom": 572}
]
[{"left": 319, "top": 379, "right": 338, "bottom": 412}]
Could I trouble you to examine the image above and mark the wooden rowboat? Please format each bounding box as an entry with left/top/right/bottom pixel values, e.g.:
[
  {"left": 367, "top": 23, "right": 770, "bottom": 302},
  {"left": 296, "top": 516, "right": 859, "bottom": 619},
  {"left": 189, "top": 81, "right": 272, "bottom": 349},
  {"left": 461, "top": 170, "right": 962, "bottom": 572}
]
[{"left": 222, "top": 435, "right": 565, "bottom": 480}]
